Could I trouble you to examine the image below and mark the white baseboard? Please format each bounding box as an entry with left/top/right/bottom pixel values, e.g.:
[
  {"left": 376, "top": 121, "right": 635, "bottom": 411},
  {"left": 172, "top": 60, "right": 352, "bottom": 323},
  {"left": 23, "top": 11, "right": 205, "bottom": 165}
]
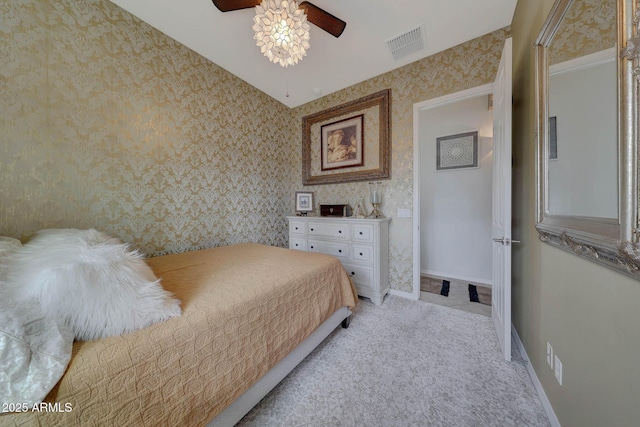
[
  {"left": 511, "top": 325, "right": 561, "bottom": 427},
  {"left": 389, "top": 289, "right": 418, "bottom": 300},
  {"left": 421, "top": 269, "right": 493, "bottom": 287}
]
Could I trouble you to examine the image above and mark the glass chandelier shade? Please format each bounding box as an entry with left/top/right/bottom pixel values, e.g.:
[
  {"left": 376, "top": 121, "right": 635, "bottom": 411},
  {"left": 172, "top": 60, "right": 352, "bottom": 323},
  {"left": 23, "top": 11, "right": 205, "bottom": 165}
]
[{"left": 252, "top": 0, "right": 311, "bottom": 67}]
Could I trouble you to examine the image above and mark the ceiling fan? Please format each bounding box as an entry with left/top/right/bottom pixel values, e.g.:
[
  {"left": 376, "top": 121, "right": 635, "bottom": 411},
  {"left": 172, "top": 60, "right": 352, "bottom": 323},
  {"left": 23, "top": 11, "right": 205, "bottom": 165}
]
[{"left": 211, "top": 0, "right": 346, "bottom": 38}]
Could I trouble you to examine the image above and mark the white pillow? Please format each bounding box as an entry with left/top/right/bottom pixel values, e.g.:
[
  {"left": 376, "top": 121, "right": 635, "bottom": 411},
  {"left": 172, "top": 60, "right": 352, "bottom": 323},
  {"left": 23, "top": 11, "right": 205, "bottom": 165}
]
[
  {"left": 8, "top": 229, "right": 181, "bottom": 341},
  {"left": 0, "top": 236, "right": 22, "bottom": 258}
]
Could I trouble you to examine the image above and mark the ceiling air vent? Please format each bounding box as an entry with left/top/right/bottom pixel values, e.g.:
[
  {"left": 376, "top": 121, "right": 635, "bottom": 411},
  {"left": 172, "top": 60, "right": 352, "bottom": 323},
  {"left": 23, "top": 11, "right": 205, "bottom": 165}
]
[{"left": 385, "top": 24, "right": 426, "bottom": 61}]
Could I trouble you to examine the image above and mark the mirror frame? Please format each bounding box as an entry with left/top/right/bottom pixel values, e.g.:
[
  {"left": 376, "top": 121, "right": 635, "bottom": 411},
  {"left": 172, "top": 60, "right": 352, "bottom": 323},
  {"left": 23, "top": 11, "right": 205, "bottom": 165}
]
[{"left": 535, "top": 0, "right": 640, "bottom": 278}]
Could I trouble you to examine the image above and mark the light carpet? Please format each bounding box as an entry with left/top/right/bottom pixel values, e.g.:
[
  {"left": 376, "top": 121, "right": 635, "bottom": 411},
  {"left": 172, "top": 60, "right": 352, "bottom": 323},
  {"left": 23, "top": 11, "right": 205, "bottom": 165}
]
[{"left": 237, "top": 296, "right": 550, "bottom": 427}]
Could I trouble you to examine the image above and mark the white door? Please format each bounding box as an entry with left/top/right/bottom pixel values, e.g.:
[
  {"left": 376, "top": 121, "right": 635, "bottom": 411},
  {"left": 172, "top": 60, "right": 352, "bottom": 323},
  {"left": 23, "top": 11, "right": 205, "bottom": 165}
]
[{"left": 492, "top": 38, "right": 513, "bottom": 361}]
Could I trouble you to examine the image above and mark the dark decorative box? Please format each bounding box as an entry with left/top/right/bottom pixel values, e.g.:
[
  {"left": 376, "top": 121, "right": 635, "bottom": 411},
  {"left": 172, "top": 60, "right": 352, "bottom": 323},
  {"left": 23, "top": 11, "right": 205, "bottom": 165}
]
[{"left": 320, "top": 204, "right": 352, "bottom": 217}]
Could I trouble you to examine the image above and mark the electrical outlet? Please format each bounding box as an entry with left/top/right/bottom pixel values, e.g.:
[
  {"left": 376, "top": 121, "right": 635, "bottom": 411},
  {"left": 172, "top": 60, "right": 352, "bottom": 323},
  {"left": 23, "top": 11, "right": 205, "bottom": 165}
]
[
  {"left": 554, "top": 355, "right": 563, "bottom": 385},
  {"left": 546, "top": 342, "right": 553, "bottom": 368}
]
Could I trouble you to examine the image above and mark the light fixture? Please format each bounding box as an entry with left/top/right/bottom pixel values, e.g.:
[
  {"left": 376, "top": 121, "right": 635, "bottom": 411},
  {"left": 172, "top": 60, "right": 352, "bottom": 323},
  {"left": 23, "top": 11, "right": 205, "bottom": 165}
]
[{"left": 252, "top": 0, "right": 311, "bottom": 67}]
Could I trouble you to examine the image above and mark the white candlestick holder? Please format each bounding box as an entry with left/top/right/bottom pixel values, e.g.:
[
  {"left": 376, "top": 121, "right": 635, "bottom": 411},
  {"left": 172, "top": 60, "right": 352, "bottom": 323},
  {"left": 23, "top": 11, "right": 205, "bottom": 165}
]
[{"left": 368, "top": 182, "right": 384, "bottom": 218}]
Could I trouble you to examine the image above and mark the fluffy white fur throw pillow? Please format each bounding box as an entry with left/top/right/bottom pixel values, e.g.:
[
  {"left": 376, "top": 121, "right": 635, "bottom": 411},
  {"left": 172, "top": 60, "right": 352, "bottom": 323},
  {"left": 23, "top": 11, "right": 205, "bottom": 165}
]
[
  {"left": 9, "top": 229, "right": 181, "bottom": 341},
  {"left": 0, "top": 236, "right": 22, "bottom": 257}
]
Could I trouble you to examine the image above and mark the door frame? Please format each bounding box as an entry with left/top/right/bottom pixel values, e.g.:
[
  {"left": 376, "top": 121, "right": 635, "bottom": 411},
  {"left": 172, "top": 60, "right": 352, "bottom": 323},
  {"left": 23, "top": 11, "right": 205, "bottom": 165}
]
[{"left": 412, "top": 83, "right": 494, "bottom": 299}]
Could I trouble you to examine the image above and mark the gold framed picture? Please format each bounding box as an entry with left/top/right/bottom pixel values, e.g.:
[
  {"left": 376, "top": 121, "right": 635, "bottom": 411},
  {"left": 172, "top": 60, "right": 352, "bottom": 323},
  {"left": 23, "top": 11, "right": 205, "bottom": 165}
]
[{"left": 303, "top": 89, "right": 391, "bottom": 185}]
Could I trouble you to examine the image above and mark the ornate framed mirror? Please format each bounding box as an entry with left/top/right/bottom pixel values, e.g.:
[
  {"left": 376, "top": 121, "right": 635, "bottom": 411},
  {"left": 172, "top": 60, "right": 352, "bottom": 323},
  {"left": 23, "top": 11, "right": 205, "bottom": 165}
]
[{"left": 535, "top": 0, "right": 640, "bottom": 278}]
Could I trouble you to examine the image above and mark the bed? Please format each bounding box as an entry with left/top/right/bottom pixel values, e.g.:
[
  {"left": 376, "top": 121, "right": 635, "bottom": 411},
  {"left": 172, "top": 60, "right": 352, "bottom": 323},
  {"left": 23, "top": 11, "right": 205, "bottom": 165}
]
[{"left": 0, "top": 242, "right": 357, "bottom": 426}]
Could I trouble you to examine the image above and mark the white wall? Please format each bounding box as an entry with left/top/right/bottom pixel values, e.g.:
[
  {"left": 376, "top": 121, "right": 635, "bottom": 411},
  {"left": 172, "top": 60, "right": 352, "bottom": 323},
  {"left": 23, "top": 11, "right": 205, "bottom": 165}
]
[
  {"left": 548, "top": 58, "right": 617, "bottom": 218},
  {"left": 419, "top": 95, "right": 494, "bottom": 284}
]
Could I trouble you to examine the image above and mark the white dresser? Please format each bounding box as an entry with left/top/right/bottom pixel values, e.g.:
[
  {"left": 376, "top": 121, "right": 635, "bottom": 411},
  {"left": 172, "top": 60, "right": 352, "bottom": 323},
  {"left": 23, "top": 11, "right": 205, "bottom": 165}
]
[{"left": 287, "top": 216, "right": 390, "bottom": 305}]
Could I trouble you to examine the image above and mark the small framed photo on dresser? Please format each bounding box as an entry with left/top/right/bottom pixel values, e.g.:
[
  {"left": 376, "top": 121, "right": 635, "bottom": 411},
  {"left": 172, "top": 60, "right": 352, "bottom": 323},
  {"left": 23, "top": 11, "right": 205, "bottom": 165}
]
[{"left": 295, "top": 192, "right": 314, "bottom": 215}]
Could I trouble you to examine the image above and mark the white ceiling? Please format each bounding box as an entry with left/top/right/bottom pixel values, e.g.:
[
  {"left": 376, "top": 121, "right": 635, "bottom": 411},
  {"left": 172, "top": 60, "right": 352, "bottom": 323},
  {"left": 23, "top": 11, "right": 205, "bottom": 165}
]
[{"left": 109, "top": 0, "right": 517, "bottom": 108}]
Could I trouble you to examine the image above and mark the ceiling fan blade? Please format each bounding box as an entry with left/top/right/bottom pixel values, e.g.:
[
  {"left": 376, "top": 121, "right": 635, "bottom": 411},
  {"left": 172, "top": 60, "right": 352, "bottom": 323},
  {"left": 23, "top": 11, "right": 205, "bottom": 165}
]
[
  {"left": 211, "top": 0, "right": 260, "bottom": 12},
  {"left": 299, "top": 1, "right": 346, "bottom": 38},
  {"left": 212, "top": 0, "right": 346, "bottom": 38}
]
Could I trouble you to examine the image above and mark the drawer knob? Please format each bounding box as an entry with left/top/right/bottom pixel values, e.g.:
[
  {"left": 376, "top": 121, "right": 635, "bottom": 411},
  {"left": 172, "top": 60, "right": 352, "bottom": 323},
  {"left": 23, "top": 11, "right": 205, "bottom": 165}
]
[
  {"left": 338, "top": 249, "right": 342, "bottom": 253},
  {"left": 359, "top": 252, "right": 363, "bottom": 256},
  {"left": 359, "top": 231, "right": 363, "bottom": 235},
  {"left": 310, "top": 246, "right": 314, "bottom": 249},
  {"left": 338, "top": 230, "right": 342, "bottom": 234},
  {"left": 310, "top": 228, "right": 314, "bottom": 231},
  {"left": 295, "top": 227, "right": 298, "bottom": 230},
  {"left": 295, "top": 244, "right": 299, "bottom": 247},
  {"left": 351, "top": 272, "right": 356, "bottom": 276}
]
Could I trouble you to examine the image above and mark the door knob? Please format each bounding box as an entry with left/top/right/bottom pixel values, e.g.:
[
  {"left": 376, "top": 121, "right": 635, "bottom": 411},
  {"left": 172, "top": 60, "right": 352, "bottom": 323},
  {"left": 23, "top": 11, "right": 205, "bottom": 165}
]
[{"left": 493, "top": 237, "right": 521, "bottom": 245}]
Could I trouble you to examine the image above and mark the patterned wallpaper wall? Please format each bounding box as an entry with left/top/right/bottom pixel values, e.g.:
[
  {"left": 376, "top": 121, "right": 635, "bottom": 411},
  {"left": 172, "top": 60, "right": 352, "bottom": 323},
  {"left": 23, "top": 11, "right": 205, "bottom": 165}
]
[
  {"left": 1, "top": 0, "right": 297, "bottom": 255},
  {"left": 549, "top": 0, "right": 617, "bottom": 65},
  {"left": 293, "top": 29, "right": 510, "bottom": 293},
  {"left": 1, "top": 0, "right": 509, "bottom": 293}
]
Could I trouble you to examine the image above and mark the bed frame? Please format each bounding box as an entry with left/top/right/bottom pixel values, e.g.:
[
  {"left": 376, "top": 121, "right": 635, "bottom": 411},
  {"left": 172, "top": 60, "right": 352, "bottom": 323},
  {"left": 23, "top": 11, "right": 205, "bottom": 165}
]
[{"left": 209, "top": 307, "right": 352, "bottom": 427}]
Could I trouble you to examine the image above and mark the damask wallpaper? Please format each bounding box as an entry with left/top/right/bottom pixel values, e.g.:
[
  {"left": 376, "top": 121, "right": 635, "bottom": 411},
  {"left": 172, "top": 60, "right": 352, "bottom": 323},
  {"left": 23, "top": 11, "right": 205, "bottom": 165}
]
[
  {"left": 549, "top": 0, "right": 617, "bottom": 65},
  {"left": 1, "top": 0, "right": 297, "bottom": 255},
  {"left": 293, "top": 29, "right": 510, "bottom": 293},
  {"left": 1, "top": 0, "right": 509, "bottom": 293}
]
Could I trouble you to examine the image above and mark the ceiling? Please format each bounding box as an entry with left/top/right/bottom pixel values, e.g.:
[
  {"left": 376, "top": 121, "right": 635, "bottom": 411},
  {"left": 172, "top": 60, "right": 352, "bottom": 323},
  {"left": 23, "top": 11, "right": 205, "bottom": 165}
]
[{"left": 109, "top": 0, "right": 517, "bottom": 108}]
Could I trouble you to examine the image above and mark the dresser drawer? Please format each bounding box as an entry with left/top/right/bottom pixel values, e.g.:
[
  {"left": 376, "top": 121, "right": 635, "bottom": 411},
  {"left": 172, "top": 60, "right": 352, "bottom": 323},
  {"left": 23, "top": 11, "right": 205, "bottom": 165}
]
[
  {"left": 308, "top": 221, "right": 347, "bottom": 239},
  {"left": 289, "top": 238, "right": 306, "bottom": 251},
  {"left": 286, "top": 216, "right": 389, "bottom": 306},
  {"left": 342, "top": 263, "right": 373, "bottom": 289},
  {"left": 307, "top": 239, "right": 349, "bottom": 259},
  {"left": 351, "top": 244, "right": 373, "bottom": 264},
  {"left": 289, "top": 221, "right": 306, "bottom": 235},
  {"left": 352, "top": 224, "right": 374, "bottom": 242}
]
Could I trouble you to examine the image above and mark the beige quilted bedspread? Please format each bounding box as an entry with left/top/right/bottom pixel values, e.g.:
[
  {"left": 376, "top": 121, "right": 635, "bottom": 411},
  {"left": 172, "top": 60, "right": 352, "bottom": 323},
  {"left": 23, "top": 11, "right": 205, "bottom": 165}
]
[{"left": 1, "top": 243, "right": 356, "bottom": 426}]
